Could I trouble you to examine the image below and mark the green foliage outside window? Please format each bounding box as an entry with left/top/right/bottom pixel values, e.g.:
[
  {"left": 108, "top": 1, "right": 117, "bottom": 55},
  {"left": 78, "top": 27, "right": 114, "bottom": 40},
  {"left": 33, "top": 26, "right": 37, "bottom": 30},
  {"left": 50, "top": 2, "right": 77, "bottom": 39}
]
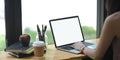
[
  {"left": 82, "top": 26, "right": 96, "bottom": 40},
  {"left": 23, "top": 27, "right": 54, "bottom": 45},
  {"left": 0, "top": 34, "right": 6, "bottom": 51},
  {"left": 0, "top": 26, "right": 96, "bottom": 51},
  {"left": 23, "top": 27, "right": 37, "bottom": 42},
  {"left": 22, "top": 26, "right": 96, "bottom": 45}
]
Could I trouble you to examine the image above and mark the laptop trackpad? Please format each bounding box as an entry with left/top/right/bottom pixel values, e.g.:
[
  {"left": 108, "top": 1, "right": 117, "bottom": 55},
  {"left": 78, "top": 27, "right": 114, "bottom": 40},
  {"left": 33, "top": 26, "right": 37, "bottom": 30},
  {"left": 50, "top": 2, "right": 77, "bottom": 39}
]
[{"left": 69, "top": 49, "right": 81, "bottom": 54}]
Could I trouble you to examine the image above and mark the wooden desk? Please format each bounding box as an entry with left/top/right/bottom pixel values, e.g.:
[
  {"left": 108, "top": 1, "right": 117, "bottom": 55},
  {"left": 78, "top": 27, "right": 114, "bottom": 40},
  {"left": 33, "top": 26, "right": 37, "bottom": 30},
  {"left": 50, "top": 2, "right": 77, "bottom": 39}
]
[{"left": 0, "top": 45, "right": 87, "bottom": 60}]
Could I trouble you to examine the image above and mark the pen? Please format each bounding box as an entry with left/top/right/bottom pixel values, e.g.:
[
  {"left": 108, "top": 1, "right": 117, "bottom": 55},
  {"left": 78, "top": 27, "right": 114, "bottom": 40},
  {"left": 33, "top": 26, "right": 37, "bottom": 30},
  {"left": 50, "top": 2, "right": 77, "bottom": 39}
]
[
  {"left": 42, "top": 25, "right": 47, "bottom": 37},
  {"left": 37, "top": 24, "right": 42, "bottom": 41}
]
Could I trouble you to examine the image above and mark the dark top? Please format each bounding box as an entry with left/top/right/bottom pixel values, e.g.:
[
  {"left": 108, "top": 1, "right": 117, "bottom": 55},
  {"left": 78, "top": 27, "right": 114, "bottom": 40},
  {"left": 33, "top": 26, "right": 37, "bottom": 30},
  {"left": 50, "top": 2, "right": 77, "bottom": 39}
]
[{"left": 102, "top": 38, "right": 120, "bottom": 60}]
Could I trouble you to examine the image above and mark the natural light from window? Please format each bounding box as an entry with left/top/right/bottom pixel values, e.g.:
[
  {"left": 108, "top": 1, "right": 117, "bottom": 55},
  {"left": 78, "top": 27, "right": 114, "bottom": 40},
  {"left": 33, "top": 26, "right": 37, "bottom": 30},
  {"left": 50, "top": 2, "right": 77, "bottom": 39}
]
[
  {"left": 0, "top": 0, "right": 5, "bottom": 51},
  {"left": 22, "top": 0, "right": 97, "bottom": 44}
]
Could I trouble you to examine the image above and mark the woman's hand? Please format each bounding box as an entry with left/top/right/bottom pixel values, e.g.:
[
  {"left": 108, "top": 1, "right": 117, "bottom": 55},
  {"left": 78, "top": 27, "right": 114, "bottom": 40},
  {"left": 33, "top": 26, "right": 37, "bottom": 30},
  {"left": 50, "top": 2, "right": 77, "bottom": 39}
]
[{"left": 71, "top": 41, "right": 86, "bottom": 51}]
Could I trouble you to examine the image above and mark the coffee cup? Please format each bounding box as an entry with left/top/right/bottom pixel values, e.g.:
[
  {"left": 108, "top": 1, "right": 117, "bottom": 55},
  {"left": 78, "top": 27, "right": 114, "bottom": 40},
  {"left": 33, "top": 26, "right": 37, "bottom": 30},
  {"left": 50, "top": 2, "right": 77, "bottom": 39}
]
[{"left": 33, "top": 41, "right": 45, "bottom": 57}]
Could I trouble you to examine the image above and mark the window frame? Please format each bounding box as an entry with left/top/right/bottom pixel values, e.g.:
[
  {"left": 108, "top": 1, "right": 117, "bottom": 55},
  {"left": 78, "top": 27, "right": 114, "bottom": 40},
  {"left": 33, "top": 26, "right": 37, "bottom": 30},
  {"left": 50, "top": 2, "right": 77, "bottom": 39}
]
[
  {"left": 97, "top": 0, "right": 107, "bottom": 38},
  {"left": 5, "top": 0, "right": 22, "bottom": 47}
]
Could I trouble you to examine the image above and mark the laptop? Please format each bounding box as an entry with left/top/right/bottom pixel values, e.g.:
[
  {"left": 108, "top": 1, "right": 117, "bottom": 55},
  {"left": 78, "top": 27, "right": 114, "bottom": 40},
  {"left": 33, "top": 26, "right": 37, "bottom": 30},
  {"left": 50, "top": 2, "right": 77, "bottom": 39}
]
[{"left": 49, "top": 16, "right": 95, "bottom": 54}]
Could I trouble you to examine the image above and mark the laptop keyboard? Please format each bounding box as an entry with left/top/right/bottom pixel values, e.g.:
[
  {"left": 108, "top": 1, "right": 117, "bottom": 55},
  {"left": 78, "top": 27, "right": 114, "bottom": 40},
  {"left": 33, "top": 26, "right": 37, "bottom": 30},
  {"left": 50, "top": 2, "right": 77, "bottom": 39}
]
[
  {"left": 58, "top": 45, "right": 81, "bottom": 54},
  {"left": 60, "top": 45, "right": 74, "bottom": 50},
  {"left": 83, "top": 42, "right": 94, "bottom": 46}
]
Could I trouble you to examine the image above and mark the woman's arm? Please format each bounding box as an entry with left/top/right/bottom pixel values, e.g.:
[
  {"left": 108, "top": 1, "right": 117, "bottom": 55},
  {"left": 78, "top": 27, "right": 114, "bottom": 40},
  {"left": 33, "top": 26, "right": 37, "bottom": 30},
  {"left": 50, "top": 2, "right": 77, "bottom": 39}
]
[
  {"left": 94, "top": 14, "right": 116, "bottom": 60},
  {"left": 84, "top": 12, "right": 120, "bottom": 60},
  {"left": 71, "top": 13, "right": 117, "bottom": 60},
  {"left": 83, "top": 15, "right": 116, "bottom": 59}
]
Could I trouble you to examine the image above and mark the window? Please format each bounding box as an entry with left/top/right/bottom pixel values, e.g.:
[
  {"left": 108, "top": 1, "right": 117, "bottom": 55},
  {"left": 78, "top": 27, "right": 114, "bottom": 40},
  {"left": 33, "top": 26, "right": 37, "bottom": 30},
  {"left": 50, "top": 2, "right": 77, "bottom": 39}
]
[
  {"left": 0, "top": 0, "right": 6, "bottom": 51},
  {"left": 22, "top": 0, "right": 97, "bottom": 44},
  {"left": 4, "top": 0, "right": 105, "bottom": 47}
]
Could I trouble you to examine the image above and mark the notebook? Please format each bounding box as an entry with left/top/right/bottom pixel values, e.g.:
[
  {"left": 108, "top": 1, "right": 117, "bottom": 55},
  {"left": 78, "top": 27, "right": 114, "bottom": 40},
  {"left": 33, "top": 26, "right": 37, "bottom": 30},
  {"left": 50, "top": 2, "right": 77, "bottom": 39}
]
[
  {"left": 5, "top": 42, "right": 34, "bottom": 54},
  {"left": 49, "top": 16, "right": 95, "bottom": 54}
]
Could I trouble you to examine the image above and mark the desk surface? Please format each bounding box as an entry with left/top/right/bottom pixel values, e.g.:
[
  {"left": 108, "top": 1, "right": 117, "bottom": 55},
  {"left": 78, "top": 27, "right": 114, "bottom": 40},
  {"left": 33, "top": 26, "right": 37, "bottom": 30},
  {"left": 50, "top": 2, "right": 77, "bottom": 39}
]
[{"left": 0, "top": 45, "right": 87, "bottom": 60}]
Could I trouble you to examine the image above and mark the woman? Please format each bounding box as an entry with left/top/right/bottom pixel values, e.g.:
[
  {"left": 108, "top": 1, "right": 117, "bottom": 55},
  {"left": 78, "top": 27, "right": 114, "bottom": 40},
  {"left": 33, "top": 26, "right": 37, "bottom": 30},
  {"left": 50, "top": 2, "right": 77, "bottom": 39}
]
[{"left": 71, "top": 0, "right": 120, "bottom": 60}]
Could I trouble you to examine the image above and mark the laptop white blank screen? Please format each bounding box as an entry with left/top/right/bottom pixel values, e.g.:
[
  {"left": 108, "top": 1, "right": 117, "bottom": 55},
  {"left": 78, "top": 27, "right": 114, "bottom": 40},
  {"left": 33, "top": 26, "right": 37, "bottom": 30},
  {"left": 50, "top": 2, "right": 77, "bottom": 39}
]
[{"left": 50, "top": 17, "right": 84, "bottom": 46}]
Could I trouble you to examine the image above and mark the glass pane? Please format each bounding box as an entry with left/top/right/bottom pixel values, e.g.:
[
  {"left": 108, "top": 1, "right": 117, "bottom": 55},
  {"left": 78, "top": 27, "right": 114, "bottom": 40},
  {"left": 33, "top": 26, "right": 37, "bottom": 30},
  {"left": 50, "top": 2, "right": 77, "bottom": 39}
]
[
  {"left": 22, "top": 0, "right": 97, "bottom": 44},
  {"left": 0, "top": 0, "right": 6, "bottom": 51}
]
